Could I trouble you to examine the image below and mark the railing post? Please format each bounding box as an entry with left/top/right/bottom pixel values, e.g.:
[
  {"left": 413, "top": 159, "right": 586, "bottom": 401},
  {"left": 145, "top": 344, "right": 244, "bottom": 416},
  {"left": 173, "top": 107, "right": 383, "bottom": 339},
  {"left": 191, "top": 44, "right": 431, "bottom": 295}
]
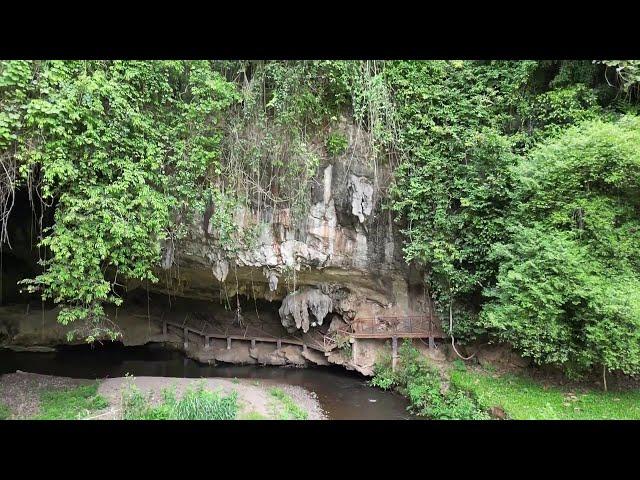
[
  {"left": 226, "top": 337, "right": 232, "bottom": 350},
  {"left": 251, "top": 339, "right": 256, "bottom": 349},
  {"left": 277, "top": 339, "right": 282, "bottom": 349},
  {"left": 183, "top": 328, "right": 188, "bottom": 350},
  {"left": 392, "top": 336, "right": 398, "bottom": 372}
]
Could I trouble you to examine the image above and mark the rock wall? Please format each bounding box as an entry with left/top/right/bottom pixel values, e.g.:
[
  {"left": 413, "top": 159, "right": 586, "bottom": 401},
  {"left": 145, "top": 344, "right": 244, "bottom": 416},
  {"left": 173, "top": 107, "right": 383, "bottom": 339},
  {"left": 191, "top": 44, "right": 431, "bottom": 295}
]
[
  {"left": 0, "top": 121, "right": 437, "bottom": 375},
  {"left": 148, "top": 121, "right": 430, "bottom": 336}
]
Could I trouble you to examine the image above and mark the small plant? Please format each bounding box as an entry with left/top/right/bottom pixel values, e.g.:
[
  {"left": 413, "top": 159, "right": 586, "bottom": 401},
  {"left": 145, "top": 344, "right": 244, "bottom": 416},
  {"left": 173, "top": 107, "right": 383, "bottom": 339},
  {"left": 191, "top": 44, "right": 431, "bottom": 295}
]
[
  {"left": 325, "top": 132, "right": 348, "bottom": 156},
  {"left": 268, "top": 387, "right": 308, "bottom": 420},
  {"left": 335, "top": 333, "right": 352, "bottom": 358},
  {"left": 0, "top": 402, "right": 11, "bottom": 420},
  {"left": 370, "top": 349, "right": 395, "bottom": 390},
  {"left": 240, "top": 410, "right": 267, "bottom": 420},
  {"left": 452, "top": 359, "right": 467, "bottom": 372}
]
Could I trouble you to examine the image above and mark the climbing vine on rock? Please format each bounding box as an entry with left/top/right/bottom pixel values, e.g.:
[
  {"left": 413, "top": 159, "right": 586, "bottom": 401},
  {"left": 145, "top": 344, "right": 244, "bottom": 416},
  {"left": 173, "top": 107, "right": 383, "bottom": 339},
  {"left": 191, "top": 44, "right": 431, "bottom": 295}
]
[{"left": 0, "top": 60, "right": 239, "bottom": 340}]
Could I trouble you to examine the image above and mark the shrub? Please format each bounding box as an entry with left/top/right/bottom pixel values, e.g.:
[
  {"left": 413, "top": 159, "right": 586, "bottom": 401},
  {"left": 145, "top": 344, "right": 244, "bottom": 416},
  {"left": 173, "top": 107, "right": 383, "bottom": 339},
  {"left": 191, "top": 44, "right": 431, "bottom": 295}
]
[{"left": 371, "top": 340, "right": 488, "bottom": 419}]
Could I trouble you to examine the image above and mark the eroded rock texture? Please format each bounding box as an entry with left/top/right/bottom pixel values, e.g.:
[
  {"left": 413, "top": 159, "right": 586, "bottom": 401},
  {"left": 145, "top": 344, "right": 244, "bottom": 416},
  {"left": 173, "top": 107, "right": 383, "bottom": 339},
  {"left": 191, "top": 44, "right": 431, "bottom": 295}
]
[
  {"left": 147, "top": 120, "right": 430, "bottom": 337},
  {"left": 279, "top": 288, "right": 333, "bottom": 333}
]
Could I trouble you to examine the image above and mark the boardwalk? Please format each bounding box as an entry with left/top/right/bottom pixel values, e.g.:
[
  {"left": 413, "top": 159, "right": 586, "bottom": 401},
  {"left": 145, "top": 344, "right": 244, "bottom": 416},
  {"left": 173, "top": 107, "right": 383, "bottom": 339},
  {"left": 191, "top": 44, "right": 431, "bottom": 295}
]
[
  {"left": 157, "top": 313, "right": 443, "bottom": 367},
  {"left": 159, "top": 316, "right": 329, "bottom": 353}
]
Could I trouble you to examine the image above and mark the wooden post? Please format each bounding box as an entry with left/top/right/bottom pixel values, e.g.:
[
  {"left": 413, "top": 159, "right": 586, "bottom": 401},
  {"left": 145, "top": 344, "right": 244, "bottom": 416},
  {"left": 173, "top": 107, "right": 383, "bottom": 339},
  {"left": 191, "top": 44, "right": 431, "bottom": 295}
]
[
  {"left": 251, "top": 339, "right": 256, "bottom": 349},
  {"left": 429, "top": 335, "right": 435, "bottom": 349},
  {"left": 183, "top": 328, "right": 189, "bottom": 350},
  {"left": 226, "top": 337, "right": 232, "bottom": 350},
  {"left": 277, "top": 339, "right": 282, "bottom": 349},
  {"left": 303, "top": 344, "right": 308, "bottom": 354},
  {"left": 392, "top": 336, "right": 398, "bottom": 372},
  {"left": 205, "top": 336, "right": 210, "bottom": 349},
  {"left": 352, "top": 338, "right": 358, "bottom": 364}
]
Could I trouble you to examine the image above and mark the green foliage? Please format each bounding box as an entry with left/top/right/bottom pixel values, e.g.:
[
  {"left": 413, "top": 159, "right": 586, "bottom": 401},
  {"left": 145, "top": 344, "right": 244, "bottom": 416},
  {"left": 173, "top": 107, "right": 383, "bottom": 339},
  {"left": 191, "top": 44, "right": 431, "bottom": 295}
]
[
  {"left": 325, "top": 132, "right": 348, "bottom": 156},
  {"left": 381, "top": 60, "right": 631, "bottom": 343},
  {"left": 36, "top": 382, "right": 108, "bottom": 420},
  {"left": 371, "top": 341, "right": 488, "bottom": 419},
  {"left": 239, "top": 410, "right": 267, "bottom": 420},
  {"left": 268, "top": 387, "right": 308, "bottom": 420},
  {"left": 370, "top": 349, "right": 395, "bottom": 390},
  {"left": 121, "top": 381, "right": 239, "bottom": 420},
  {"left": 0, "top": 60, "right": 239, "bottom": 338},
  {"left": 0, "top": 402, "right": 10, "bottom": 420},
  {"left": 451, "top": 368, "right": 640, "bottom": 420},
  {"left": 482, "top": 116, "right": 640, "bottom": 375}
]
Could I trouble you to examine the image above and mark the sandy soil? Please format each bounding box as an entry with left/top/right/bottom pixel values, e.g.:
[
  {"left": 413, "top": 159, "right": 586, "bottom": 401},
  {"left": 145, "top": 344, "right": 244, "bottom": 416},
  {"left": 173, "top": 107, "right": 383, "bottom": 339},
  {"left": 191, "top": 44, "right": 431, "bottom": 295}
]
[{"left": 0, "top": 371, "right": 326, "bottom": 420}]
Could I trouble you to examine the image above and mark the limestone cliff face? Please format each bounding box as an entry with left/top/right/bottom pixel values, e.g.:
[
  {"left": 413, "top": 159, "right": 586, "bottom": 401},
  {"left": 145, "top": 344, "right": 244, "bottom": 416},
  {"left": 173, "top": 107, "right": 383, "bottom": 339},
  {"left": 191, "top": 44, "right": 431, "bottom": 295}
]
[
  {"left": 150, "top": 122, "right": 429, "bottom": 334},
  {"left": 0, "top": 121, "right": 435, "bottom": 375}
]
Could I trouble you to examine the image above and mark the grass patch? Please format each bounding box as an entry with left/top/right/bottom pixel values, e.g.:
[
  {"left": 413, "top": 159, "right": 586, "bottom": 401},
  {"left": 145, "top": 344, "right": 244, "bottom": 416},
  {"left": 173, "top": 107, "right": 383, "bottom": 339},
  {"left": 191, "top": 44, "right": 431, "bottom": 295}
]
[
  {"left": 268, "top": 387, "right": 308, "bottom": 420},
  {"left": 0, "top": 402, "right": 11, "bottom": 420},
  {"left": 450, "top": 367, "right": 640, "bottom": 420},
  {"left": 239, "top": 410, "right": 268, "bottom": 420},
  {"left": 36, "top": 383, "right": 109, "bottom": 420},
  {"left": 121, "top": 381, "right": 239, "bottom": 420}
]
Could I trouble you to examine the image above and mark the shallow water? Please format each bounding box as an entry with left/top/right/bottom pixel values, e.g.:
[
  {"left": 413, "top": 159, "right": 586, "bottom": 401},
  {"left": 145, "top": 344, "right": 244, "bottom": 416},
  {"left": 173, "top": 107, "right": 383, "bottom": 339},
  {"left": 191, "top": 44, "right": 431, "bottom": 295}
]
[{"left": 0, "top": 343, "right": 417, "bottom": 420}]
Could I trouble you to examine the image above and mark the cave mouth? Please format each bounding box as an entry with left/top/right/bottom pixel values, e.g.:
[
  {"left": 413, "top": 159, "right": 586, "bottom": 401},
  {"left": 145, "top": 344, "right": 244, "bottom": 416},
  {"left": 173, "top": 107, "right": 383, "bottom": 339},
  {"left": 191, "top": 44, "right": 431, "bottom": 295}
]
[
  {"left": 1, "top": 187, "right": 55, "bottom": 307},
  {"left": 121, "top": 288, "right": 289, "bottom": 336}
]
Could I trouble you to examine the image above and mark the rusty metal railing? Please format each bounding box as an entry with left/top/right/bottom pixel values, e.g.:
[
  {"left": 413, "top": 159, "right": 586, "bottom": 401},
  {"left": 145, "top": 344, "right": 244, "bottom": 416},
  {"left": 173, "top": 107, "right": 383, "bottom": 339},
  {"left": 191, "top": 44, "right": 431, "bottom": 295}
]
[{"left": 347, "top": 315, "right": 435, "bottom": 336}]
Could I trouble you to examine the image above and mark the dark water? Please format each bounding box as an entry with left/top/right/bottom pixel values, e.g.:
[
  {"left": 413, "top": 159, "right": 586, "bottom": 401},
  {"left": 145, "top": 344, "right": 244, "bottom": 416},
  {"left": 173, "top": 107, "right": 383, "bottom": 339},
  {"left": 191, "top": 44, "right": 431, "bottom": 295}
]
[{"left": 0, "top": 343, "right": 416, "bottom": 420}]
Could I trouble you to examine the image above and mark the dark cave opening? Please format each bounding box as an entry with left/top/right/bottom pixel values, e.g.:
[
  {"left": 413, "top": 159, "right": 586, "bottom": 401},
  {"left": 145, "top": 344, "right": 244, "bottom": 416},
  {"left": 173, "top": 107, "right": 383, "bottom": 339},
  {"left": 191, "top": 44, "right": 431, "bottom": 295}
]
[{"left": 1, "top": 187, "right": 55, "bottom": 306}]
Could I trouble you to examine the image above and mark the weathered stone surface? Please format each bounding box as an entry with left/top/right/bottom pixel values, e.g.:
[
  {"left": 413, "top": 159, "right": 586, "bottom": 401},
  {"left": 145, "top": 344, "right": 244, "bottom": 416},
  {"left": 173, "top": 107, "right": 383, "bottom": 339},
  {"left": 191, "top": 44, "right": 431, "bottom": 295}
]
[
  {"left": 348, "top": 174, "right": 374, "bottom": 223},
  {"left": 279, "top": 288, "right": 333, "bottom": 333},
  {"left": 0, "top": 121, "right": 440, "bottom": 375}
]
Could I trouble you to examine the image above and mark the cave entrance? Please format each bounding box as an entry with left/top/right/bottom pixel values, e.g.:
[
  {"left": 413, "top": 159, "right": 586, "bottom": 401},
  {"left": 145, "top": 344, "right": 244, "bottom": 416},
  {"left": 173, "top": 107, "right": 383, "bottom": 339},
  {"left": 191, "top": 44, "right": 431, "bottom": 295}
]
[{"left": 0, "top": 187, "right": 54, "bottom": 306}]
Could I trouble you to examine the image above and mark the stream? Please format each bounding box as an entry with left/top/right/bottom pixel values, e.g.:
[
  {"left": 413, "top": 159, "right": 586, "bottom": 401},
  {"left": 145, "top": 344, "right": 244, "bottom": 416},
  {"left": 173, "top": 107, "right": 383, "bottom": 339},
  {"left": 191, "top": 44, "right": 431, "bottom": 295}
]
[{"left": 0, "top": 342, "right": 417, "bottom": 420}]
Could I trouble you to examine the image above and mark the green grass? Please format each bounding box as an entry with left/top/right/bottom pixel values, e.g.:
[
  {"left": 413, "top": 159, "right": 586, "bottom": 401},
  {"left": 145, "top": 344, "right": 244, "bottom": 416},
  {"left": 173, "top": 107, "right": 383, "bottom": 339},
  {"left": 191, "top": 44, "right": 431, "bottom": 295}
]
[
  {"left": 450, "top": 367, "right": 640, "bottom": 420},
  {"left": 239, "top": 410, "right": 268, "bottom": 420},
  {"left": 0, "top": 402, "right": 11, "bottom": 420},
  {"left": 268, "top": 387, "right": 308, "bottom": 420},
  {"left": 36, "top": 383, "right": 109, "bottom": 420},
  {"left": 121, "top": 381, "right": 239, "bottom": 420}
]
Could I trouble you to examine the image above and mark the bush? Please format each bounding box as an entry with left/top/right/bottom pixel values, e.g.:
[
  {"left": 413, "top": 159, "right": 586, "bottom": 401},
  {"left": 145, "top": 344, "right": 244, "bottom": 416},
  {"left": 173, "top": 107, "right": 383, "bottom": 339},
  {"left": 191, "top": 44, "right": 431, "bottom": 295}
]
[
  {"left": 370, "top": 340, "right": 488, "bottom": 419},
  {"left": 325, "top": 132, "right": 348, "bottom": 156}
]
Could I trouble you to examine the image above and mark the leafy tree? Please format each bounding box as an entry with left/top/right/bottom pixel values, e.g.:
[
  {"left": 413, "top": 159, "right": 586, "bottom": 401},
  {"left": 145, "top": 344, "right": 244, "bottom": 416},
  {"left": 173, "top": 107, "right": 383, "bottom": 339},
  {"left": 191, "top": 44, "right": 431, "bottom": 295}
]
[
  {"left": 0, "top": 60, "right": 239, "bottom": 340},
  {"left": 482, "top": 116, "right": 640, "bottom": 376}
]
